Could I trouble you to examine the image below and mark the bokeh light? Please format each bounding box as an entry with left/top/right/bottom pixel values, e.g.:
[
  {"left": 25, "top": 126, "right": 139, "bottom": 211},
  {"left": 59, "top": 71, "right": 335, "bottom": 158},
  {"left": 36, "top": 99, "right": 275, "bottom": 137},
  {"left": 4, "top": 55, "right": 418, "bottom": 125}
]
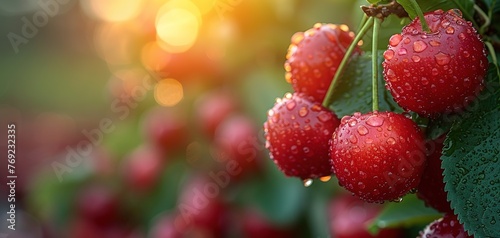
[
  {"left": 154, "top": 78, "right": 184, "bottom": 107},
  {"left": 155, "top": 0, "right": 201, "bottom": 53},
  {"left": 81, "top": 0, "right": 144, "bottom": 22}
]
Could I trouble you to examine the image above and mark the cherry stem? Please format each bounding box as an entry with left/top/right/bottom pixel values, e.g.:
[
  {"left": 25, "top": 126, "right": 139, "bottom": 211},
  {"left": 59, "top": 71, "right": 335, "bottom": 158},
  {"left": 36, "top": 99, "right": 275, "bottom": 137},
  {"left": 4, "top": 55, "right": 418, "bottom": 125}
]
[
  {"left": 485, "top": 41, "right": 500, "bottom": 81},
  {"left": 474, "top": 4, "right": 490, "bottom": 35},
  {"left": 322, "top": 17, "right": 375, "bottom": 108},
  {"left": 372, "top": 18, "right": 381, "bottom": 112},
  {"left": 407, "top": 0, "right": 430, "bottom": 33}
]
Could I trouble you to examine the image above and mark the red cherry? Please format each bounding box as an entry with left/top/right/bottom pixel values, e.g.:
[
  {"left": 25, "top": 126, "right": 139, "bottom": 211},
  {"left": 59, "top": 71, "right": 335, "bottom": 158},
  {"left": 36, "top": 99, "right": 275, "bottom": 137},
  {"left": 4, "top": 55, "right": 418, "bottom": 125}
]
[
  {"left": 417, "top": 135, "right": 453, "bottom": 213},
  {"left": 214, "top": 115, "right": 262, "bottom": 177},
  {"left": 285, "top": 23, "right": 361, "bottom": 102},
  {"left": 241, "top": 209, "right": 295, "bottom": 238},
  {"left": 419, "top": 213, "right": 472, "bottom": 238},
  {"left": 76, "top": 185, "right": 119, "bottom": 226},
  {"left": 331, "top": 111, "right": 426, "bottom": 202},
  {"left": 176, "top": 176, "right": 229, "bottom": 237},
  {"left": 195, "top": 90, "right": 238, "bottom": 139},
  {"left": 122, "top": 145, "right": 165, "bottom": 191},
  {"left": 329, "top": 195, "right": 403, "bottom": 238},
  {"left": 264, "top": 93, "right": 340, "bottom": 180},
  {"left": 150, "top": 214, "right": 183, "bottom": 238},
  {"left": 383, "top": 9, "right": 488, "bottom": 117},
  {"left": 142, "top": 107, "right": 189, "bottom": 153}
]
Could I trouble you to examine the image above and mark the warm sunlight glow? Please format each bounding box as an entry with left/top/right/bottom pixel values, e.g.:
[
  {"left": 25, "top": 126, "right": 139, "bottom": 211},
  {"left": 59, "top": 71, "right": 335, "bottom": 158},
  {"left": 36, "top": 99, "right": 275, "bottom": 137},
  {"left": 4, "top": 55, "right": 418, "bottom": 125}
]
[
  {"left": 155, "top": 1, "right": 201, "bottom": 53},
  {"left": 82, "top": 0, "right": 144, "bottom": 22},
  {"left": 141, "top": 41, "right": 172, "bottom": 72},
  {"left": 154, "top": 78, "right": 184, "bottom": 107},
  {"left": 190, "top": 0, "right": 216, "bottom": 14}
]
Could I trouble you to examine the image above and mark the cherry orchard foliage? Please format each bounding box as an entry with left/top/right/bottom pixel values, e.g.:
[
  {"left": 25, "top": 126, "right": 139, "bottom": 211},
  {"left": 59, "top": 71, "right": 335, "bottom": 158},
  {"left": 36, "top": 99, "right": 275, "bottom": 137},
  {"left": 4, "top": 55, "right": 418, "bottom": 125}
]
[
  {"left": 264, "top": 93, "right": 340, "bottom": 180},
  {"left": 383, "top": 9, "right": 488, "bottom": 117},
  {"left": 441, "top": 76, "right": 500, "bottom": 237}
]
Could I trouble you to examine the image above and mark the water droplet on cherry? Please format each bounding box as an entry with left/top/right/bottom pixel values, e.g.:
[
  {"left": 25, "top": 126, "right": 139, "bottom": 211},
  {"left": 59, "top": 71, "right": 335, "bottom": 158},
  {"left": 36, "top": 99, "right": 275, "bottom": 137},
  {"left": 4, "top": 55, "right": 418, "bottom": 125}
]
[
  {"left": 357, "top": 125, "right": 369, "bottom": 136},
  {"left": 303, "top": 178, "right": 313, "bottom": 187},
  {"left": 389, "top": 34, "right": 402, "bottom": 46},
  {"left": 413, "top": 40, "right": 427, "bottom": 53},
  {"left": 435, "top": 52, "right": 451, "bottom": 65}
]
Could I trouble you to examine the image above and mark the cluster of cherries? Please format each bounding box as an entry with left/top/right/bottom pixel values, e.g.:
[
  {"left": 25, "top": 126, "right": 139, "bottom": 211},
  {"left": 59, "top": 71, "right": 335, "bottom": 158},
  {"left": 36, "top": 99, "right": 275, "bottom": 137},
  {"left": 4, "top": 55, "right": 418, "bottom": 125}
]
[{"left": 264, "top": 9, "right": 487, "bottom": 237}]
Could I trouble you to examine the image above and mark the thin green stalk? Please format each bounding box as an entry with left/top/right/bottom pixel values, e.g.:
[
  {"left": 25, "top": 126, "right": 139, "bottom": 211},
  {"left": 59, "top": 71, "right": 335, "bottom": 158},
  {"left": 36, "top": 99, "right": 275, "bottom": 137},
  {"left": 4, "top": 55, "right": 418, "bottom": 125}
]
[
  {"left": 372, "top": 18, "right": 381, "bottom": 112},
  {"left": 322, "top": 17, "right": 375, "bottom": 108},
  {"left": 356, "top": 14, "right": 368, "bottom": 34},
  {"left": 485, "top": 41, "right": 500, "bottom": 81},
  {"left": 474, "top": 4, "right": 490, "bottom": 35},
  {"left": 451, "top": 0, "right": 479, "bottom": 29},
  {"left": 408, "top": 0, "right": 430, "bottom": 32}
]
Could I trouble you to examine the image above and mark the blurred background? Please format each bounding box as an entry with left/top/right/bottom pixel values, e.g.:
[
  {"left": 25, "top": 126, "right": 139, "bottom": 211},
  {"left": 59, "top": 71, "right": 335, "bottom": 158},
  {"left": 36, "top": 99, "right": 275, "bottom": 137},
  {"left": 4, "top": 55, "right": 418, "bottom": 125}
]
[{"left": 0, "top": 0, "right": 434, "bottom": 237}]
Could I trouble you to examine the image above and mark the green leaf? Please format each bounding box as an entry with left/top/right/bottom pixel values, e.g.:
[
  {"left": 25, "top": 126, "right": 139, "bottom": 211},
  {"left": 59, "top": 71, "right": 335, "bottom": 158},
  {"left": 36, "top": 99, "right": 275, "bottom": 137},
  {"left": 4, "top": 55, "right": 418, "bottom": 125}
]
[
  {"left": 329, "top": 52, "right": 403, "bottom": 117},
  {"left": 367, "top": 194, "right": 441, "bottom": 235},
  {"left": 397, "top": 0, "right": 474, "bottom": 20},
  {"left": 241, "top": 163, "right": 308, "bottom": 225},
  {"left": 441, "top": 77, "right": 500, "bottom": 237},
  {"left": 367, "top": 0, "right": 382, "bottom": 4}
]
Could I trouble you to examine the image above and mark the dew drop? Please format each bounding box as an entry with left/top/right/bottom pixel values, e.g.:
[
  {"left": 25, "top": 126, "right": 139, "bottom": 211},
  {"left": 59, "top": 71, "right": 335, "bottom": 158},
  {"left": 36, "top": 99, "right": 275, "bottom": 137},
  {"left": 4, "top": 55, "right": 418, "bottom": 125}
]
[
  {"left": 383, "top": 50, "right": 395, "bottom": 60},
  {"left": 324, "top": 57, "right": 333, "bottom": 67},
  {"left": 285, "top": 93, "right": 292, "bottom": 99},
  {"left": 357, "top": 125, "right": 369, "bottom": 136},
  {"left": 299, "top": 107, "right": 309, "bottom": 117},
  {"left": 435, "top": 52, "right": 451, "bottom": 66},
  {"left": 386, "top": 69, "right": 397, "bottom": 82},
  {"left": 348, "top": 118, "right": 358, "bottom": 127},
  {"left": 429, "top": 40, "right": 441, "bottom": 47},
  {"left": 403, "top": 37, "right": 411, "bottom": 44},
  {"left": 463, "top": 51, "right": 470, "bottom": 58},
  {"left": 358, "top": 182, "right": 366, "bottom": 189},
  {"left": 421, "top": 77, "right": 429, "bottom": 85},
  {"left": 389, "top": 34, "right": 402, "bottom": 46},
  {"left": 304, "top": 28, "right": 315, "bottom": 37},
  {"left": 432, "top": 68, "right": 439, "bottom": 76},
  {"left": 319, "top": 176, "right": 331, "bottom": 182},
  {"left": 317, "top": 111, "right": 332, "bottom": 122},
  {"left": 464, "top": 78, "right": 471, "bottom": 87},
  {"left": 412, "top": 55, "right": 421, "bottom": 62},
  {"left": 313, "top": 69, "right": 321, "bottom": 78},
  {"left": 303, "top": 179, "right": 313, "bottom": 187},
  {"left": 267, "top": 109, "right": 275, "bottom": 117},
  {"left": 272, "top": 113, "right": 280, "bottom": 123},
  {"left": 446, "top": 26, "right": 455, "bottom": 34},
  {"left": 349, "top": 135, "right": 358, "bottom": 144},
  {"left": 291, "top": 32, "right": 304, "bottom": 45},
  {"left": 366, "top": 115, "right": 384, "bottom": 127},
  {"left": 398, "top": 48, "right": 407, "bottom": 56},
  {"left": 286, "top": 100, "right": 296, "bottom": 110},
  {"left": 441, "top": 20, "right": 450, "bottom": 28},
  {"left": 392, "top": 197, "right": 403, "bottom": 203},
  {"left": 285, "top": 72, "right": 292, "bottom": 83},
  {"left": 413, "top": 40, "right": 427, "bottom": 53},
  {"left": 458, "top": 32, "right": 466, "bottom": 40},
  {"left": 387, "top": 137, "right": 396, "bottom": 145}
]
